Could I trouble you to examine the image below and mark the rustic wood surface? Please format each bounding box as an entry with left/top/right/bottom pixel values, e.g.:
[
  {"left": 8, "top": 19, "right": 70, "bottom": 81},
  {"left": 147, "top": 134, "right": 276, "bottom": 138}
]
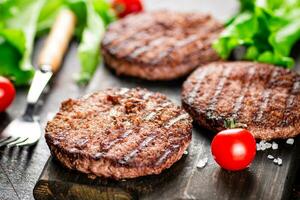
[{"left": 0, "top": 1, "right": 299, "bottom": 200}]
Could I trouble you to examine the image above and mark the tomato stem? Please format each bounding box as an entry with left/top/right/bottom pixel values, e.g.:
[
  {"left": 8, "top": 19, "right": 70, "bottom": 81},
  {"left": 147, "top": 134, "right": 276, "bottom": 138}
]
[{"left": 224, "top": 118, "right": 237, "bottom": 129}]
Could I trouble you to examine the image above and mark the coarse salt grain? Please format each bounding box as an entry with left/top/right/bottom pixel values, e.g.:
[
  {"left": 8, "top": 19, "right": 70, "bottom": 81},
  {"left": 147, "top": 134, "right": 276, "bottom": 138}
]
[
  {"left": 277, "top": 158, "right": 282, "bottom": 165},
  {"left": 272, "top": 142, "right": 278, "bottom": 150},
  {"left": 273, "top": 158, "right": 278, "bottom": 164},
  {"left": 183, "top": 150, "right": 189, "bottom": 155},
  {"left": 265, "top": 142, "right": 272, "bottom": 149},
  {"left": 259, "top": 140, "right": 266, "bottom": 145},
  {"left": 286, "top": 138, "right": 294, "bottom": 145},
  {"left": 256, "top": 143, "right": 261, "bottom": 151},
  {"left": 197, "top": 157, "right": 208, "bottom": 169},
  {"left": 267, "top": 155, "right": 274, "bottom": 160}
]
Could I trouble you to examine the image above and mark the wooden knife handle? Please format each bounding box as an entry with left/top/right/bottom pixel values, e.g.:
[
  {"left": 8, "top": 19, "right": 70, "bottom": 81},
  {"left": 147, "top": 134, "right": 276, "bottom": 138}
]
[{"left": 38, "top": 9, "right": 76, "bottom": 73}]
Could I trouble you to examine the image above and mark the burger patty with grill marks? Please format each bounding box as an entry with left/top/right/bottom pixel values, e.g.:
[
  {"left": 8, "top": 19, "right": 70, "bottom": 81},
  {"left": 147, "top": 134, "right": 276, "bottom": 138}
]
[
  {"left": 182, "top": 62, "right": 300, "bottom": 140},
  {"left": 101, "top": 10, "right": 223, "bottom": 81},
  {"left": 45, "top": 88, "right": 192, "bottom": 179}
]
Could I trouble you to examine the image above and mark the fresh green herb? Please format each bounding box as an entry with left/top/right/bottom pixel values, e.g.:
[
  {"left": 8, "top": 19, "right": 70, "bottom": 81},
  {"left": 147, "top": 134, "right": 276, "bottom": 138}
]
[
  {"left": 0, "top": 0, "right": 115, "bottom": 86},
  {"left": 0, "top": 0, "right": 45, "bottom": 86},
  {"left": 39, "top": 0, "right": 116, "bottom": 85},
  {"left": 76, "top": 1, "right": 105, "bottom": 84},
  {"left": 213, "top": 0, "right": 300, "bottom": 68},
  {"left": 69, "top": 0, "right": 115, "bottom": 85}
]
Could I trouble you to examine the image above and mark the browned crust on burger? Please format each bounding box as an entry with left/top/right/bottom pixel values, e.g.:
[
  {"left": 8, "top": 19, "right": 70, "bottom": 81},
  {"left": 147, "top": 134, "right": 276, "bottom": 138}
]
[
  {"left": 46, "top": 88, "right": 192, "bottom": 179},
  {"left": 181, "top": 61, "right": 300, "bottom": 140},
  {"left": 101, "top": 10, "right": 223, "bottom": 80}
]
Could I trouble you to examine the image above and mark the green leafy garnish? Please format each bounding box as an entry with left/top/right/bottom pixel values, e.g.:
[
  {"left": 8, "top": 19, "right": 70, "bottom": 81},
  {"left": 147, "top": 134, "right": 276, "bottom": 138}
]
[
  {"left": 0, "top": 0, "right": 116, "bottom": 86},
  {"left": 0, "top": 0, "right": 45, "bottom": 86},
  {"left": 213, "top": 0, "right": 300, "bottom": 68}
]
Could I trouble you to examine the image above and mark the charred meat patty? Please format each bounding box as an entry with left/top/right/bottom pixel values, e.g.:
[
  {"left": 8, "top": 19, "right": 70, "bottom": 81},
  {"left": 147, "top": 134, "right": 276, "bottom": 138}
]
[
  {"left": 182, "top": 62, "right": 300, "bottom": 140},
  {"left": 101, "top": 11, "right": 223, "bottom": 80},
  {"left": 46, "top": 88, "right": 192, "bottom": 179}
]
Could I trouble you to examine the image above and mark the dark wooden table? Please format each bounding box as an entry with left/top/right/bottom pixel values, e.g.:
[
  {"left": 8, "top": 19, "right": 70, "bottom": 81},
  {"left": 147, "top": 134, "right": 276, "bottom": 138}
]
[{"left": 0, "top": 1, "right": 300, "bottom": 199}]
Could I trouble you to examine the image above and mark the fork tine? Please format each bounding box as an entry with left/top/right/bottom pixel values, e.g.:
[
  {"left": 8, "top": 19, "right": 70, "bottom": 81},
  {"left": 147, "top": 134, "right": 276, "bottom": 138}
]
[
  {"left": 16, "top": 139, "right": 37, "bottom": 147},
  {"left": 0, "top": 137, "right": 19, "bottom": 147},
  {"left": 0, "top": 137, "right": 11, "bottom": 144},
  {"left": 7, "top": 138, "right": 28, "bottom": 148}
]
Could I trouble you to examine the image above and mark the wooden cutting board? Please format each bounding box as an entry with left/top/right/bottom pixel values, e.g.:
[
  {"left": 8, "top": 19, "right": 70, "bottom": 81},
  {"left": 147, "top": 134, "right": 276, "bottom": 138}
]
[
  {"left": 32, "top": 1, "right": 300, "bottom": 200},
  {"left": 33, "top": 65, "right": 300, "bottom": 200},
  {"left": 33, "top": 128, "right": 300, "bottom": 200}
]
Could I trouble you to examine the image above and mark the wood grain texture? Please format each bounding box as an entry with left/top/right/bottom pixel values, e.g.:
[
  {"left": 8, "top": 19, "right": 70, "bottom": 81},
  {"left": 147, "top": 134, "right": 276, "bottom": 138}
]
[{"left": 0, "top": 1, "right": 300, "bottom": 200}]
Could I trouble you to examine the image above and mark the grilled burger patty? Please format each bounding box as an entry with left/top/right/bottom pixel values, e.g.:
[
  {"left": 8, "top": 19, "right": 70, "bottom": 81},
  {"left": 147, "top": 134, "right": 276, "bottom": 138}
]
[
  {"left": 182, "top": 62, "right": 300, "bottom": 140},
  {"left": 101, "top": 11, "right": 223, "bottom": 80},
  {"left": 46, "top": 88, "right": 192, "bottom": 179}
]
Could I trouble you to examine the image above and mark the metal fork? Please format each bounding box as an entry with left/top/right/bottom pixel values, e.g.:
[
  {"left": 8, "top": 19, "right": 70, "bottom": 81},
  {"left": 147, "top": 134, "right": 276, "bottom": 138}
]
[{"left": 0, "top": 10, "right": 76, "bottom": 147}]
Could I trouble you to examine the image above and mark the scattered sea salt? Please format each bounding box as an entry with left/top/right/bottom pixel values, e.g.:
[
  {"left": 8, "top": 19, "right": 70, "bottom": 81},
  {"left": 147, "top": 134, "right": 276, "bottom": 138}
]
[
  {"left": 277, "top": 158, "right": 282, "bottom": 166},
  {"left": 256, "top": 143, "right": 261, "bottom": 151},
  {"left": 273, "top": 157, "right": 282, "bottom": 166},
  {"left": 259, "top": 140, "right": 266, "bottom": 145},
  {"left": 272, "top": 142, "right": 278, "bottom": 150},
  {"left": 258, "top": 140, "right": 267, "bottom": 151},
  {"left": 196, "top": 157, "right": 208, "bottom": 169},
  {"left": 267, "top": 155, "right": 274, "bottom": 160},
  {"left": 265, "top": 142, "right": 272, "bottom": 149},
  {"left": 183, "top": 150, "right": 189, "bottom": 155},
  {"left": 286, "top": 138, "right": 294, "bottom": 145}
]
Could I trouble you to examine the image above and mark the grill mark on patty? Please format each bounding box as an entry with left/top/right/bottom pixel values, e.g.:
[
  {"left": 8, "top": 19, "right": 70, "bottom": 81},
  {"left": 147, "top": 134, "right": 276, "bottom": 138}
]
[
  {"left": 281, "top": 77, "right": 300, "bottom": 126},
  {"left": 102, "top": 130, "right": 133, "bottom": 151},
  {"left": 149, "top": 35, "right": 206, "bottom": 65},
  {"left": 107, "top": 100, "right": 174, "bottom": 158},
  {"left": 205, "top": 66, "right": 232, "bottom": 119},
  {"left": 129, "top": 37, "right": 169, "bottom": 59},
  {"left": 154, "top": 26, "right": 221, "bottom": 64},
  {"left": 112, "top": 31, "right": 167, "bottom": 58},
  {"left": 119, "top": 112, "right": 190, "bottom": 165},
  {"left": 103, "top": 17, "right": 157, "bottom": 46},
  {"left": 231, "top": 66, "right": 256, "bottom": 119},
  {"left": 155, "top": 144, "right": 180, "bottom": 166},
  {"left": 144, "top": 101, "right": 172, "bottom": 120},
  {"left": 187, "top": 67, "right": 210, "bottom": 105},
  {"left": 164, "top": 113, "right": 190, "bottom": 128},
  {"left": 119, "top": 134, "right": 157, "bottom": 165},
  {"left": 254, "top": 69, "right": 278, "bottom": 122}
]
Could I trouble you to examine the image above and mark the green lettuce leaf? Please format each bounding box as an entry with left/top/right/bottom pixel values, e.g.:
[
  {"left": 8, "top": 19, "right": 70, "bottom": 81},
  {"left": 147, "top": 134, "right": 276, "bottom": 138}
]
[
  {"left": 0, "top": 0, "right": 45, "bottom": 85},
  {"left": 38, "top": 0, "right": 116, "bottom": 85},
  {"left": 76, "top": 0, "right": 105, "bottom": 84},
  {"left": 213, "top": 0, "right": 300, "bottom": 68}
]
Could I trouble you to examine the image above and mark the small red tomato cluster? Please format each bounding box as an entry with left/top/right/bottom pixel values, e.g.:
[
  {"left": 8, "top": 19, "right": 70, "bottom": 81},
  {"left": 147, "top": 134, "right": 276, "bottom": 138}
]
[
  {"left": 0, "top": 76, "right": 16, "bottom": 112},
  {"left": 211, "top": 128, "right": 256, "bottom": 171},
  {"left": 112, "top": 0, "right": 143, "bottom": 18}
]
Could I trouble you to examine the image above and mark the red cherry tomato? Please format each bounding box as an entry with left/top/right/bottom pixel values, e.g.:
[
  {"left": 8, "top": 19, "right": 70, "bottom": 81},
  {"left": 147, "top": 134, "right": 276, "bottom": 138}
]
[
  {"left": 112, "top": 0, "right": 143, "bottom": 18},
  {"left": 211, "top": 128, "right": 256, "bottom": 171},
  {"left": 0, "top": 76, "right": 16, "bottom": 112}
]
